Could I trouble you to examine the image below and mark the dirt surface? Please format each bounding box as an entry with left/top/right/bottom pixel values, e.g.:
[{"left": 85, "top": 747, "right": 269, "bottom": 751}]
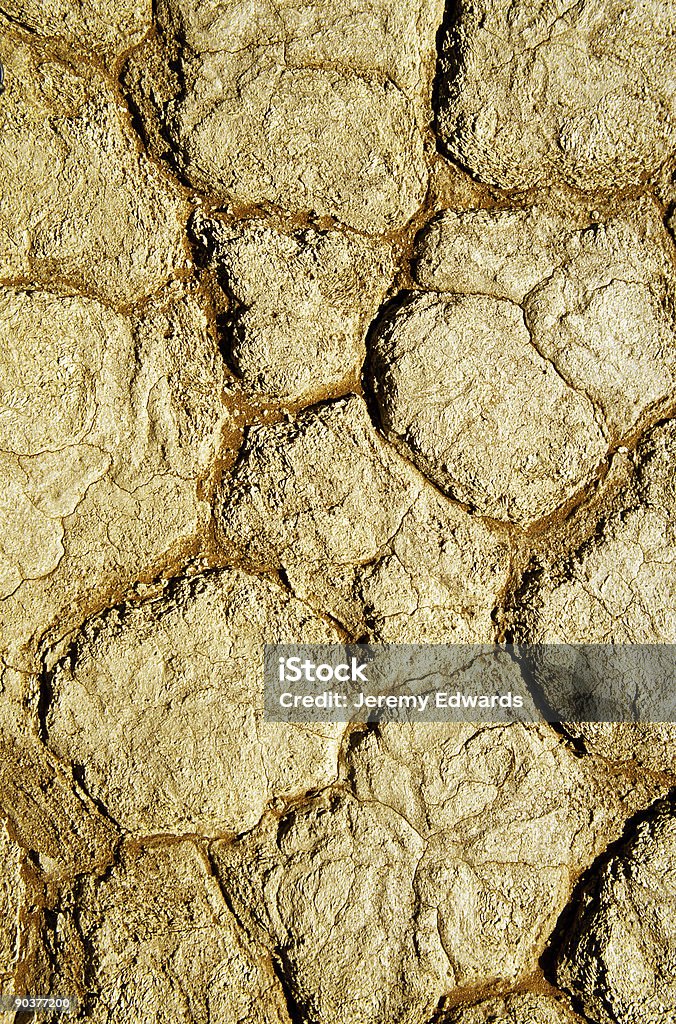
[{"left": 0, "top": 1, "right": 675, "bottom": 1021}]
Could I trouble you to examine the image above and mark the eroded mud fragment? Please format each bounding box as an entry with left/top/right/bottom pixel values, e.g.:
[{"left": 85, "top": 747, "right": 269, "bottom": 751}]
[
  {"left": 0, "top": 735, "right": 118, "bottom": 874},
  {"left": 367, "top": 201, "right": 676, "bottom": 525},
  {"left": 213, "top": 793, "right": 452, "bottom": 1024},
  {"left": 368, "top": 291, "right": 605, "bottom": 525},
  {"left": 49, "top": 839, "right": 291, "bottom": 1023},
  {"left": 346, "top": 721, "right": 655, "bottom": 986},
  {"left": 510, "top": 420, "right": 676, "bottom": 770},
  {"left": 442, "top": 992, "right": 586, "bottom": 1024},
  {"left": 0, "top": 35, "right": 188, "bottom": 306},
  {"left": 0, "top": 2, "right": 150, "bottom": 61},
  {"left": 0, "top": 286, "right": 226, "bottom": 668}
]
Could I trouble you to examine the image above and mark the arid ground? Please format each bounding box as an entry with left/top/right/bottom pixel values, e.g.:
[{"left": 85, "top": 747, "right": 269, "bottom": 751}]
[{"left": 1, "top": 1, "right": 675, "bottom": 1021}]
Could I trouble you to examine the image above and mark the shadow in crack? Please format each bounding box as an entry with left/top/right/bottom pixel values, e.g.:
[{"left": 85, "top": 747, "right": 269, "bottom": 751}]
[
  {"left": 539, "top": 788, "right": 676, "bottom": 1001},
  {"left": 360, "top": 288, "right": 420, "bottom": 435},
  {"left": 431, "top": 0, "right": 464, "bottom": 156}
]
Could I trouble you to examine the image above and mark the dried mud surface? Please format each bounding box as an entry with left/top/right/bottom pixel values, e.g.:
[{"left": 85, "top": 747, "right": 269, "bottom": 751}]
[{"left": 1, "top": 1, "right": 676, "bottom": 1022}]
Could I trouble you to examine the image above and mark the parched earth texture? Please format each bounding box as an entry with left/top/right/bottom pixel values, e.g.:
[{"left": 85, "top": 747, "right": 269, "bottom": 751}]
[{"left": 1, "top": 1, "right": 676, "bottom": 1022}]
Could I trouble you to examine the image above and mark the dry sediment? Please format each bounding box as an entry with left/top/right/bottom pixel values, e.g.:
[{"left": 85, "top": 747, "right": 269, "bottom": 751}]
[{"left": 1, "top": 1, "right": 676, "bottom": 1021}]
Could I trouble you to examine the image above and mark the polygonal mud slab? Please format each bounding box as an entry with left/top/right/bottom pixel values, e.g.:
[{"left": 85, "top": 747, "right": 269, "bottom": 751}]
[
  {"left": 368, "top": 291, "right": 605, "bottom": 526},
  {"left": 512, "top": 418, "right": 676, "bottom": 643},
  {"left": 217, "top": 395, "right": 509, "bottom": 641},
  {"left": 522, "top": 217, "right": 676, "bottom": 440},
  {"left": 510, "top": 420, "right": 676, "bottom": 770},
  {"left": 0, "top": 286, "right": 226, "bottom": 667},
  {"left": 435, "top": 0, "right": 676, "bottom": 191},
  {"left": 213, "top": 792, "right": 452, "bottom": 1024},
  {"left": 0, "top": 35, "right": 188, "bottom": 305},
  {"left": 49, "top": 840, "right": 291, "bottom": 1024},
  {"left": 346, "top": 720, "right": 650, "bottom": 987},
  {"left": 213, "top": 722, "right": 656, "bottom": 1024},
  {"left": 414, "top": 204, "right": 575, "bottom": 304},
  {"left": 368, "top": 201, "right": 676, "bottom": 525},
  {"left": 44, "top": 569, "right": 345, "bottom": 834},
  {"left": 191, "top": 214, "right": 393, "bottom": 401},
  {"left": 556, "top": 797, "right": 676, "bottom": 1024},
  {"left": 126, "top": 0, "right": 446, "bottom": 231}
]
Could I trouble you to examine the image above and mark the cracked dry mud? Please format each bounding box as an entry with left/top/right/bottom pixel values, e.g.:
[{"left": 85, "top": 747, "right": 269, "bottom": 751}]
[{"left": 1, "top": 0, "right": 676, "bottom": 1022}]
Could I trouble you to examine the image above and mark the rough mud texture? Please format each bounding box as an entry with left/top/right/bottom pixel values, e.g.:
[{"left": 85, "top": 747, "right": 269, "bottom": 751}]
[
  {"left": 0, "top": 285, "right": 226, "bottom": 674},
  {"left": 368, "top": 290, "right": 605, "bottom": 525},
  {"left": 190, "top": 214, "right": 394, "bottom": 401},
  {"left": 125, "top": 0, "right": 446, "bottom": 232},
  {"left": 45, "top": 569, "right": 345, "bottom": 835},
  {"left": 0, "top": 824, "right": 23, "bottom": 990},
  {"left": 512, "top": 420, "right": 676, "bottom": 645},
  {"left": 0, "top": 33, "right": 188, "bottom": 306},
  {"left": 0, "top": 735, "right": 117, "bottom": 873},
  {"left": 217, "top": 396, "right": 510, "bottom": 642},
  {"left": 0, "top": 1, "right": 150, "bottom": 61},
  {"left": 213, "top": 792, "right": 454, "bottom": 1024},
  {"left": 1, "top": 0, "right": 676, "bottom": 1022},
  {"left": 345, "top": 722, "right": 656, "bottom": 988},
  {"left": 510, "top": 420, "right": 676, "bottom": 770},
  {"left": 436, "top": 0, "right": 676, "bottom": 191},
  {"left": 47, "top": 840, "right": 292, "bottom": 1023},
  {"left": 556, "top": 797, "right": 676, "bottom": 1024},
  {"left": 442, "top": 993, "right": 586, "bottom": 1023},
  {"left": 369, "top": 201, "right": 676, "bottom": 525}
]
